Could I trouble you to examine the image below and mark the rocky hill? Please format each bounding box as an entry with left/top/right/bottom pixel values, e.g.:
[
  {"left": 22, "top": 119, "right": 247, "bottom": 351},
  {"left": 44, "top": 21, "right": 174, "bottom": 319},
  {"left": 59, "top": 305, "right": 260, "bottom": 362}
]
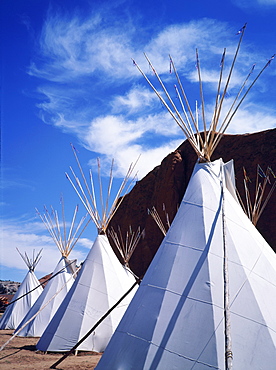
[
  {"left": 108, "top": 128, "right": 276, "bottom": 278},
  {"left": 0, "top": 281, "right": 21, "bottom": 294}
]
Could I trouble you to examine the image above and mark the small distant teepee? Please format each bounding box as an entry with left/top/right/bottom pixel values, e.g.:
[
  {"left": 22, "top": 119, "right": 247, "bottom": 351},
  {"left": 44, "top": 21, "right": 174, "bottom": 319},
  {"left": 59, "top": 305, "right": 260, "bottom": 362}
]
[
  {"left": 37, "top": 147, "right": 139, "bottom": 353},
  {"left": 16, "top": 199, "right": 90, "bottom": 337},
  {"left": 0, "top": 249, "right": 43, "bottom": 330}
]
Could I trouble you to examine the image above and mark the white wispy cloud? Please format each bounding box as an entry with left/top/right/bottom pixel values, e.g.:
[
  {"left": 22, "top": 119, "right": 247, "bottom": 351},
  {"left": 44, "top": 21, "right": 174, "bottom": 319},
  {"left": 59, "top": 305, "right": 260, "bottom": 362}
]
[
  {"left": 0, "top": 217, "right": 93, "bottom": 280},
  {"left": 203, "top": 97, "right": 276, "bottom": 134},
  {"left": 111, "top": 85, "right": 158, "bottom": 114},
  {"left": 3, "top": 6, "right": 275, "bottom": 282},
  {"left": 77, "top": 112, "right": 182, "bottom": 178},
  {"left": 29, "top": 9, "right": 137, "bottom": 82},
  {"left": 225, "top": 104, "right": 276, "bottom": 133},
  {"left": 27, "top": 9, "right": 275, "bottom": 181},
  {"left": 142, "top": 20, "right": 232, "bottom": 72}
]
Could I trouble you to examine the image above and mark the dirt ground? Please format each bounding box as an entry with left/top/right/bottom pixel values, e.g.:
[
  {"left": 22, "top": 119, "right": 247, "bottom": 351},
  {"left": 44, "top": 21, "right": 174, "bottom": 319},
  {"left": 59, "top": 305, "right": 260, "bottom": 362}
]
[{"left": 0, "top": 330, "right": 102, "bottom": 369}]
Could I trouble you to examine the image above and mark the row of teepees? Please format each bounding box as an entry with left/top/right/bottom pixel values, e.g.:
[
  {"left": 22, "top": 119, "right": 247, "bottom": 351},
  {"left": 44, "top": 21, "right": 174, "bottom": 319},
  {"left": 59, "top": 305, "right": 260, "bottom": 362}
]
[
  {"left": 1, "top": 23, "right": 275, "bottom": 370},
  {"left": 14, "top": 200, "right": 90, "bottom": 338},
  {"left": 0, "top": 147, "right": 144, "bottom": 358},
  {"left": 96, "top": 24, "right": 276, "bottom": 369}
]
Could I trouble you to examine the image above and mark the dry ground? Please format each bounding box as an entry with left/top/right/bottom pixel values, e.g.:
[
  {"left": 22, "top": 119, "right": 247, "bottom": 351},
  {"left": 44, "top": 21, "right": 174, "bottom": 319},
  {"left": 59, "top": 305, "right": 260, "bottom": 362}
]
[{"left": 0, "top": 330, "right": 102, "bottom": 369}]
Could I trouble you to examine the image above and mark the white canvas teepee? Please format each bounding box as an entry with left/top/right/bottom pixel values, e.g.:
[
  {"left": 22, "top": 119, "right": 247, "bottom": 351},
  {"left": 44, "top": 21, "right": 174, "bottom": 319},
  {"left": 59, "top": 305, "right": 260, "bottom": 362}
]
[
  {"left": 0, "top": 249, "right": 43, "bottom": 330},
  {"left": 16, "top": 201, "right": 89, "bottom": 337},
  {"left": 37, "top": 151, "right": 139, "bottom": 353},
  {"left": 97, "top": 159, "right": 276, "bottom": 369},
  {"left": 96, "top": 25, "right": 276, "bottom": 369}
]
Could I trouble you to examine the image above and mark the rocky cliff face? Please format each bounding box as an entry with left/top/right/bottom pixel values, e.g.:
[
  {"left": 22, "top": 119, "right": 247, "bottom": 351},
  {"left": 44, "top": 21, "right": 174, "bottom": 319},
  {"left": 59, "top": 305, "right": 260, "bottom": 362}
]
[
  {"left": 108, "top": 128, "right": 276, "bottom": 278},
  {"left": 0, "top": 281, "right": 21, "bottom": 294}
]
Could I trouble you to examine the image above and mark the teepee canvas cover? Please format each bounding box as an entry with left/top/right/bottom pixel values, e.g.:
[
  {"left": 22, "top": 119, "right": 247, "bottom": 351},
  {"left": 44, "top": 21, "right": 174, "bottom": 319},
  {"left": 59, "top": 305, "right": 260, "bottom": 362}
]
[
  {"left": 36, "top": 151, "right": 139, "bottom": 353},
  {"left": 16, "top": 255, "right": 76, "bottom": 337},
  {"left": 0, "top": 250, "right": 43, "bottom": 330},
  {"left": 97, "top": 25, "right": 276, "bottom": 369},
  {"left": 37, "top": 233, "right": 137, "bottom": 352},
  {"left": 96, "top": 159, "right": 276, "bottom": 369}
]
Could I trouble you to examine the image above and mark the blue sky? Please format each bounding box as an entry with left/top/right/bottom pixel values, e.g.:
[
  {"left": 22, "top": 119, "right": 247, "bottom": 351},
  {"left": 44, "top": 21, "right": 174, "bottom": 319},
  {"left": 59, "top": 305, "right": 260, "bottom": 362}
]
[{"left": 1, "top": 0, "right": 276, "bottom": 283}]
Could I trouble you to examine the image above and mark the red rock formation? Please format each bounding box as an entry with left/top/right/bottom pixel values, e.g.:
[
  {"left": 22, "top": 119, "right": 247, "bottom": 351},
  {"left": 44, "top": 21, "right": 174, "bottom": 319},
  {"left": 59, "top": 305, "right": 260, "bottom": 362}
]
[
  {"left": 0, "top": 294, "right": 14, "bottom": 312},
  {"left": 39, "top": 273, "right": 52, "bottom": 288},
  {"left": 108, "top": 128, "right": 276, "bottom": 277}
]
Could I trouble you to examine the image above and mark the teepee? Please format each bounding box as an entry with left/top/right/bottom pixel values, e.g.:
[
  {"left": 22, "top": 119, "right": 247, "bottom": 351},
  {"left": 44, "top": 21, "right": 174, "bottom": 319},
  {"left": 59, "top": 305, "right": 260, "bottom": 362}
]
[
  {"left": 97, "top": 24, "right": 276, "bottom": 369},
  {"left": 16, "top": 200, "right": 89, "bottom": 337},
  {"left": 0, "top": 249, "right": 43, "bottom": 330},
  {"left": 36, "top": 149, "right": 139, "bottom": 353}
]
